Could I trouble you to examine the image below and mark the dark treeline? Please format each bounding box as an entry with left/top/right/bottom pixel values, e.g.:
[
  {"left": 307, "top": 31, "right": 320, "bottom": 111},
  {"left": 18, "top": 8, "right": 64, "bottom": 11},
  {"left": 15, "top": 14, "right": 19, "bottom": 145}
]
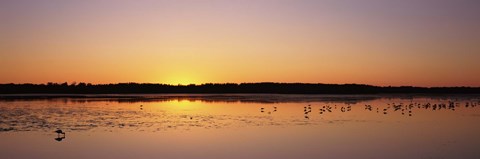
[{"left": 0, "top": 82, "right": 479, "bottom": 94}]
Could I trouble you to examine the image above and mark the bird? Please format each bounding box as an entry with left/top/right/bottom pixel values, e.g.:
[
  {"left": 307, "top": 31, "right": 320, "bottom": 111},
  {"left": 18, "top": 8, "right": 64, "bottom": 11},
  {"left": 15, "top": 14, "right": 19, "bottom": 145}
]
[
  {"left": 54, "top": 129, "right": 66, "bottom": 141},
  {"left": 55, "top": 129, "right": 65, "bottom": 134}
]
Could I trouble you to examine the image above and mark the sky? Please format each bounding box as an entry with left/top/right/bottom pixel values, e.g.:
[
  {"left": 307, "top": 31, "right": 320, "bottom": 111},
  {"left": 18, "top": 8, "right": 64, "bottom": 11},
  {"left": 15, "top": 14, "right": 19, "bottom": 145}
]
[{"left": 1, "top": 0, "right": 479, "bottom": 86}]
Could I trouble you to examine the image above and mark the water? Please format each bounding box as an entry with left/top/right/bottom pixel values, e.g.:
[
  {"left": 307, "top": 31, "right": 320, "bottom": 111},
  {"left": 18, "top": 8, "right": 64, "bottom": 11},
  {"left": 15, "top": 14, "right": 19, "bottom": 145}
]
[{"left": 1, "top": 94, "right": 479, "bottom": 159}]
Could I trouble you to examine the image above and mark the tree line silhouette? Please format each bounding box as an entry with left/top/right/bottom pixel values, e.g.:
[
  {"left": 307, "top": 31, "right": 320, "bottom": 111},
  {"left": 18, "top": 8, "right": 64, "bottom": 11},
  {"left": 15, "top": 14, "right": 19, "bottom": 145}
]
[{"left": 0, "top": 82, "right": 479, "bottom": 94}]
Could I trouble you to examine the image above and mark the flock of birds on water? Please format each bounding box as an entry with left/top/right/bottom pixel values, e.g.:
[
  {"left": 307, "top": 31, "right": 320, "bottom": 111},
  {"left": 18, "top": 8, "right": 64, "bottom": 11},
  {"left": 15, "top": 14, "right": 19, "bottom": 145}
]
[
  {"left": 259, "top": 101, "right": 479, "bottom": 119},
  {"left": 50, "top": 100, "right": 479, "bottom": 142}
]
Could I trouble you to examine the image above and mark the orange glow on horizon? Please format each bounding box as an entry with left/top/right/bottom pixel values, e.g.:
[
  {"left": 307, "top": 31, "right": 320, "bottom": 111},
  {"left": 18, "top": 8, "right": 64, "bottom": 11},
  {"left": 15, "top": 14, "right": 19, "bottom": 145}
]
[{"left": 1, "top": 1, "right": 479, "bottom": 87}]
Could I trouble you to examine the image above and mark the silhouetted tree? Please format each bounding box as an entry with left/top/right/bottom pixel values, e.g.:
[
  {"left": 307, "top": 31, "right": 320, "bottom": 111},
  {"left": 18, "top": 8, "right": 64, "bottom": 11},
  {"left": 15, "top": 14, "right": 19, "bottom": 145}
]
[{"left": 0, "top": 82, "right": 479, "bottom": 94}]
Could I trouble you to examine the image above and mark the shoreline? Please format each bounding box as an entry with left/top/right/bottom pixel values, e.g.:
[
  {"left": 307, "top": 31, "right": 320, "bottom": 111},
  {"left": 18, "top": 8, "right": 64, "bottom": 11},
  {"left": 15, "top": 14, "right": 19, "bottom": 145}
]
[{"left": 1, "top": 93, "right": 478, "bottom": 104}]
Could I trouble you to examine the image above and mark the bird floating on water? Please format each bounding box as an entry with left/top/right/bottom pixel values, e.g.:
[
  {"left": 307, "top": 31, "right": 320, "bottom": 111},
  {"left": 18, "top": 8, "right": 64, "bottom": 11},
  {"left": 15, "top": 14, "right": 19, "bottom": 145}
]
[
  {"left": 54, "top": 129, "right": 66, "bottom": 142},
  {"left": 55, "top": 129, "right": 65, "bottom": 134}
]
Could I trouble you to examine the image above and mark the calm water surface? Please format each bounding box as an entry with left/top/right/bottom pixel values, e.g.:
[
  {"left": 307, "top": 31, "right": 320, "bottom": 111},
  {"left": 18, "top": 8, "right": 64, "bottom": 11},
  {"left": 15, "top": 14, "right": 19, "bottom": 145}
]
[{"left": 1, "top": 94, "right": 479, "bottom": 159}]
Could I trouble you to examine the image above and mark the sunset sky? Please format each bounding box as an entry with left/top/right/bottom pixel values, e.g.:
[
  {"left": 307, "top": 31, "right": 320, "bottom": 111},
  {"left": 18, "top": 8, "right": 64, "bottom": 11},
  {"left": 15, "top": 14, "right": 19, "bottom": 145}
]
[{"left": 1, "top": 0, "right": 479, "bottom": 86}]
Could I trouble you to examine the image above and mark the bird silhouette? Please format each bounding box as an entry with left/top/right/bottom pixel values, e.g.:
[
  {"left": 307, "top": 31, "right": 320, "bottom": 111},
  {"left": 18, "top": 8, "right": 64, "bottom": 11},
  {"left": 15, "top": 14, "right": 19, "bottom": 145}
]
[
  {"left": 54, "top": 129, "right": 66, "bottom": 142},
  {"left": 55, "top": 129, "right": 65, "bottom": 134}
]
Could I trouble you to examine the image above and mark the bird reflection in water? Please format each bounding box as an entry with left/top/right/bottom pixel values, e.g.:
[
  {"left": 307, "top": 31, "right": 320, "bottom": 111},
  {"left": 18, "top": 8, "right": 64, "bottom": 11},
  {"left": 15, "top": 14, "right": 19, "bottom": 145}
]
[{"left": 54, "top": 129, "right": 66, "bottom": 142}]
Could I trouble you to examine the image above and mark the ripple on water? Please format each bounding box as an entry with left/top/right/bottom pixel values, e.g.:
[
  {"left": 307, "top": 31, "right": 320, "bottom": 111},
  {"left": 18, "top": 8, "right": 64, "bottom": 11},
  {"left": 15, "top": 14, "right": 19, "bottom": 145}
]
[{"left": 0, "top": 98, "right": 479, "bottom": 132}]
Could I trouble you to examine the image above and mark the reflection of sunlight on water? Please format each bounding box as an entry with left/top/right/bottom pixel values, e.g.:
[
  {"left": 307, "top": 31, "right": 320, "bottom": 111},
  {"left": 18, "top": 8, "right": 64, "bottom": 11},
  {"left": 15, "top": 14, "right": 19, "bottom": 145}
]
[
  {"left": 0, "top": 95, "right": 479, "bottom": 133},
  {"left": 1, "top": 95, "right": 480, "bottom": 159}
]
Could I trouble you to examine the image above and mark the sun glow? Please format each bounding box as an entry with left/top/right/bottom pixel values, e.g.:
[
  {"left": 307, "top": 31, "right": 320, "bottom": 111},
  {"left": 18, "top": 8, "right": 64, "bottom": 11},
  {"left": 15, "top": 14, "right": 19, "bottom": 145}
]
[
  {"left": 1, "top": 1, "right": 479, "bottom": 87},
  {"left": 168, "top": 80, "right": 197, "bottom": 86},
  {"left": 160, "top": 74, "right": 201, "bottom": 85}
]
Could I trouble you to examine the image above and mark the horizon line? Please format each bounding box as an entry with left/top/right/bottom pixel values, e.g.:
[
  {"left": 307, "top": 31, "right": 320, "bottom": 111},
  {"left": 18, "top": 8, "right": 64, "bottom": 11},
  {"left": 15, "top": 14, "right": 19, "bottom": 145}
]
[{"left": 1, "top": 82, "right": 479, "bottom": 88}]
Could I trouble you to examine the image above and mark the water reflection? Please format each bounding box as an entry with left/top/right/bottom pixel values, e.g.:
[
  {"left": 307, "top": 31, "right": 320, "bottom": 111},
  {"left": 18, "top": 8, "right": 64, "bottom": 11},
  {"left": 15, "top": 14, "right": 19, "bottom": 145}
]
[
  {"left": 0, "top": 94, "right": 406, "bottom": 103},
  {"left": 0, "top": 95, "right": 479, "bottom": 133},
  {"left": 1, "top": 95, "right": 480, "bottom": 159}
]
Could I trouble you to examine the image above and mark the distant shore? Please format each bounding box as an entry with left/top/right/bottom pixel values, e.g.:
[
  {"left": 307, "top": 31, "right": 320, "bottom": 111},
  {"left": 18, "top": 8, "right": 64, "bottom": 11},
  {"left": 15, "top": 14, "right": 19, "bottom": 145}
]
[
  {"left": 1, "top": 83, "right": 479, "bottom": 94},
  {"left": 1, "top": 93, "right": 479, "bottom": 104}
]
